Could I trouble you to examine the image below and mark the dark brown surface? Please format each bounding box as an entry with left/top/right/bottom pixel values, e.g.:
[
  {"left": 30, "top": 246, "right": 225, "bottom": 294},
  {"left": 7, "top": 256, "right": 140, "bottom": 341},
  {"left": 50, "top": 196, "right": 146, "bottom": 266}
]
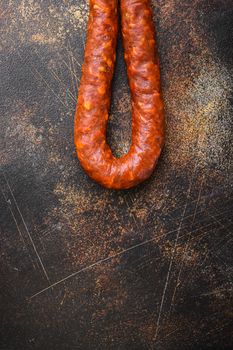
[
  {"left": 0, "top": 0, "right": 233, "bottom": 349},
  {"left": 75, "top": 0, "right": 165, "bottom": 189}
]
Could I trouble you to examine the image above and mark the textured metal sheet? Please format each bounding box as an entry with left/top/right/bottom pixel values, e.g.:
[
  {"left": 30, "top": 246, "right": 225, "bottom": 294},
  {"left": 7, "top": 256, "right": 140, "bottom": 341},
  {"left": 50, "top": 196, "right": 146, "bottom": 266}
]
[{"left": 0, "top": 1, "right": 233, "bottom": 349}]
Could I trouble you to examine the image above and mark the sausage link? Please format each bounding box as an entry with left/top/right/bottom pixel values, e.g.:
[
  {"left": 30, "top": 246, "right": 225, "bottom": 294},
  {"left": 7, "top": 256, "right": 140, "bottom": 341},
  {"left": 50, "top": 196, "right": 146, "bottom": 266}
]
[{"left": 74, "top": 0, "right": 165, "bottom": 189}]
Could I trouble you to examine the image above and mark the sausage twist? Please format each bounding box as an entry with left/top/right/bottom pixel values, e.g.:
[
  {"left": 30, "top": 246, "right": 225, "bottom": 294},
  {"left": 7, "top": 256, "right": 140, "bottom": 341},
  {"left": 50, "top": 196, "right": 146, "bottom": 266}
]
[{"left": 74, "top": 0, "right": 165, "bottom": 189}]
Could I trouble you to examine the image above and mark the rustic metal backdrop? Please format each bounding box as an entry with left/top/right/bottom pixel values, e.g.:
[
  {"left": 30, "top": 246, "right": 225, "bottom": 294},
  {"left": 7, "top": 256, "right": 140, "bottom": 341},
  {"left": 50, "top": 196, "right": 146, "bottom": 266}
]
[{"left": 1, "top": 1, "right": 233, "bottom": 349}]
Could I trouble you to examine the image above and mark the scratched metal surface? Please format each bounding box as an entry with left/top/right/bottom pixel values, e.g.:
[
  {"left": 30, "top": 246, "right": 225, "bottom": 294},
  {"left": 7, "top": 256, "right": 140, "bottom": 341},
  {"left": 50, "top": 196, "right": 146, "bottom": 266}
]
[{"left": 0, "top": 1, "right": 233, "bottom": 349}]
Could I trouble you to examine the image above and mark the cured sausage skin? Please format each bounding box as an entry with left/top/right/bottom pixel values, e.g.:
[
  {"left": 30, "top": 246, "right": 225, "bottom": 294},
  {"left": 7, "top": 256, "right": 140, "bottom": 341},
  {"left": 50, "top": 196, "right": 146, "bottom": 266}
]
[{"left": 74, "top": 0, "right": 165, "bottom": 189}]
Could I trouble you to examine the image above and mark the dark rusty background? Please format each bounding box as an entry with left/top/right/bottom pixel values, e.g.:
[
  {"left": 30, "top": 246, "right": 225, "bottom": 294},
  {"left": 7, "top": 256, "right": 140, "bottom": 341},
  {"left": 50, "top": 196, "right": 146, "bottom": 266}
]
[{"left": 1, "top": 1, "right": 233, "bottom": 349}]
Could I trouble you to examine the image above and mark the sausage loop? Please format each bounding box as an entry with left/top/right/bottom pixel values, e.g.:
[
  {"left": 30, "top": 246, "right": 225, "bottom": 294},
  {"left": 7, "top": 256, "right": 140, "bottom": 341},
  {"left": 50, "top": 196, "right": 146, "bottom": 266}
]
[{"left": 74, "top": 0, "right": 165, "bottom": 189}]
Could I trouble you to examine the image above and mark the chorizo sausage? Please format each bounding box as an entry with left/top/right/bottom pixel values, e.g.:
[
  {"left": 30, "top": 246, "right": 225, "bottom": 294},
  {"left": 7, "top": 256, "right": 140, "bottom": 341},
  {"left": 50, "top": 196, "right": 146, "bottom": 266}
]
[{"left": 74, "top": 0, "right": 165, "bottom": 189}]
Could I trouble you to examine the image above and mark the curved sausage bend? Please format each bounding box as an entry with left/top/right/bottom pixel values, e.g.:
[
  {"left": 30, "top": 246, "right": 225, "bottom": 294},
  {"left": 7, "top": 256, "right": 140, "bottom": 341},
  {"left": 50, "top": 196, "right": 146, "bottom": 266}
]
[{"left": 74, "top": 0, "right": 165, "bottom": 190}]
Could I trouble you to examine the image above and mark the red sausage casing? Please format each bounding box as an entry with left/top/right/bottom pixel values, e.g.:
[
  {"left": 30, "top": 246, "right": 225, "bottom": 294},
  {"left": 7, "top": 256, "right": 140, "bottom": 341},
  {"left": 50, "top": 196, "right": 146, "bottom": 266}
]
[{"left": 74, "top": 0, "right": 165, "bottom": 189}]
